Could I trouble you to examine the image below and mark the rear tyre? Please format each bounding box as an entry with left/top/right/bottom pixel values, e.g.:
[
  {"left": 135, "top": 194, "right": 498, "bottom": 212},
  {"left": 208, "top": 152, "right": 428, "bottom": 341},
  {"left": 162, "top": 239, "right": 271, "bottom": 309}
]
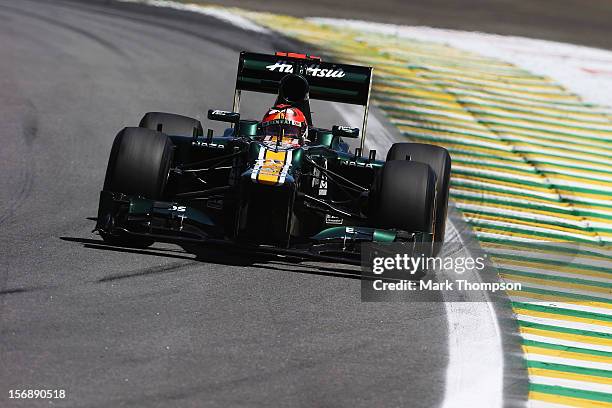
[
  {"left": 387, "top": 143, "right": 451, "bottom": 245},
  {"left": 101, "top": 127, "right": 174, "bottom": 247},
  {"left": 371, "top": 160, "right": 436, "bottom": 234},
  {"left": 139, "top": 112, "right": 203, "bottom": 137}
]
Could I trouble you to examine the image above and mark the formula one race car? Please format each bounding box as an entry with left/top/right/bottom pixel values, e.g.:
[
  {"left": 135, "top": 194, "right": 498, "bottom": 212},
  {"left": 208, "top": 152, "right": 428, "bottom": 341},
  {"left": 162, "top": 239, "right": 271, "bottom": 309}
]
[{"left": 95, "top": 51, "right": 451, "bottom": 264}]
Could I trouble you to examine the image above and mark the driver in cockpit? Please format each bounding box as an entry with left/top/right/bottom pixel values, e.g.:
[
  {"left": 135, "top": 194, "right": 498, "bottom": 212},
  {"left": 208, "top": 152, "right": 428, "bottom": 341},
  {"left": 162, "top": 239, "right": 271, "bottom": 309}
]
[{"left": 259, "top": 105, "right": 309, "bottom": 147}]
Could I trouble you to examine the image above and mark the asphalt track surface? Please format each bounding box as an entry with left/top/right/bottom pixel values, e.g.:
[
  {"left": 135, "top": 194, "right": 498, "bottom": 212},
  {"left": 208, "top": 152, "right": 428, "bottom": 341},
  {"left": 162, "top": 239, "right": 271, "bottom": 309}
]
[{"left": 0, "top": 1, "right": 450, "bottom": 407}]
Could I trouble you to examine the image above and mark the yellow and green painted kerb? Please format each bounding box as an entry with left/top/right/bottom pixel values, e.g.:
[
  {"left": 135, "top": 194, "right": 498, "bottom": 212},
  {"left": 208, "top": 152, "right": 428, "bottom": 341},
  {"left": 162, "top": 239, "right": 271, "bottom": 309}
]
[{"left": 227, "top": 8, "right": 612, "bottom": 406}]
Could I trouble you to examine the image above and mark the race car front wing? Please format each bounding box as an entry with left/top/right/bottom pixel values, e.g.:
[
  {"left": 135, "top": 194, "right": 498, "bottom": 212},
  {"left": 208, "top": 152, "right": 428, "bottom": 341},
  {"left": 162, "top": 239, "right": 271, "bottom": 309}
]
[{"left": 95, "top": 191, "right": 432, "bottom": 265}]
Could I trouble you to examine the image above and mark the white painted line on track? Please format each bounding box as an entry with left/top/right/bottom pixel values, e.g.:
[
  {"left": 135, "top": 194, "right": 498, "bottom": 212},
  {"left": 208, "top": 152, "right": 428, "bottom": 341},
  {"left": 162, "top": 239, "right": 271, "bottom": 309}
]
[
  {"left": 120, "top": 0, "right": 270, "bottom": 33},
  {"left": 521, "top": 333, "right": 612, "bottom": 354},
  {"left": 529, "top": 376, "right": 612, "bottom": 394},
  {"left": 505, "top": 281, "right": 609, "bottom": 298},
  {"left": 436, "top": 223, "right": 504, "bottom": 408},
  {"left": 528, "top": 400, "right": 584, "bottom": 408},
  {"left": 525, "top": 353, "right": 612, "bottom": 372},
  {"left": 516, "top": 314, "right": 612, "bottom": 335},
  {"left": 497, "top": 263, "right": 612, "bottom": 284},
  {"left": 508, "top": 296, "right": 612, "bottom": 316}
]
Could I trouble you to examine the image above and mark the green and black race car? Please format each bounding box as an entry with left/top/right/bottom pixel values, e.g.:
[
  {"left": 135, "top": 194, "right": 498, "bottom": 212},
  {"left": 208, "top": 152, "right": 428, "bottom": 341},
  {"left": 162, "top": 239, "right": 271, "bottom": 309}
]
[{"left": 95, "top": 51, "right": 451, "bottom": 264}]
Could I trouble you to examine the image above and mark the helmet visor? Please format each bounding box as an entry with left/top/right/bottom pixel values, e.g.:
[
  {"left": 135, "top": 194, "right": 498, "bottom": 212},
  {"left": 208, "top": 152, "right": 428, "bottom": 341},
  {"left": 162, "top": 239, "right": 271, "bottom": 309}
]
[{"left": 262, "top": 123, "right": 303, "bottom": 139}]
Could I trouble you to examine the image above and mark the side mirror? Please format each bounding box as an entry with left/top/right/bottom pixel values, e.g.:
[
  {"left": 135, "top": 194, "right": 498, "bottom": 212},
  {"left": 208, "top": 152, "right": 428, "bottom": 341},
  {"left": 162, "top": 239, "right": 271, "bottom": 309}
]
[
  {"left": 208, "top": 109, "right": 240, "bottom": 124},
  {"left": 332, "top": 125, "right": 359, "bottom": 138}
]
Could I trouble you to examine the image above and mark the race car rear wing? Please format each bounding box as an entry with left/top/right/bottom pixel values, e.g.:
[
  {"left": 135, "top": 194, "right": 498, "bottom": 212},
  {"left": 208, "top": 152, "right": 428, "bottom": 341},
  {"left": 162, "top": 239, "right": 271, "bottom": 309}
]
[{"left": 233, "top": 51, "right": 373, "bottom": 150}]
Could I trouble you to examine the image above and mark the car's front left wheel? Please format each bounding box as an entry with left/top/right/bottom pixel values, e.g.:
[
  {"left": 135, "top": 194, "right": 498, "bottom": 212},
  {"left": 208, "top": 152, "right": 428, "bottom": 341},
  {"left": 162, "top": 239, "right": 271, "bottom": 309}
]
[
  {"left": 370, "top": 160, "right": 437, "bottom": 234},
  {"left": 100, "top": 127, "right": 174, "bottom": 247}
]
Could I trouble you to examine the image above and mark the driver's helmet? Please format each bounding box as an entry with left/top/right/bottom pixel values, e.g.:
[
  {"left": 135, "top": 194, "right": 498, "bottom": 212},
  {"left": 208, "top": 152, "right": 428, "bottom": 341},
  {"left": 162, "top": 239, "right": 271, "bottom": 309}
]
[{"left": 260, "top": 105, "right": 308, "bottom": 146}]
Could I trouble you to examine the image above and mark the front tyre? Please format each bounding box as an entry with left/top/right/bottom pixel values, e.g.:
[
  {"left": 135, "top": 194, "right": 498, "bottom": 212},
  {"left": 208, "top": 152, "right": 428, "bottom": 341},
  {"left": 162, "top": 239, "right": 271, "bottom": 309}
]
[
  {"left": 387, "top": 143, "right": 451, "bottom": 245},
  {"left": 100, "top": 127, "right": 174, "bottom": 247},
  {"left": 370, "top": 160, "right": 437, "bottom": 234}
]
